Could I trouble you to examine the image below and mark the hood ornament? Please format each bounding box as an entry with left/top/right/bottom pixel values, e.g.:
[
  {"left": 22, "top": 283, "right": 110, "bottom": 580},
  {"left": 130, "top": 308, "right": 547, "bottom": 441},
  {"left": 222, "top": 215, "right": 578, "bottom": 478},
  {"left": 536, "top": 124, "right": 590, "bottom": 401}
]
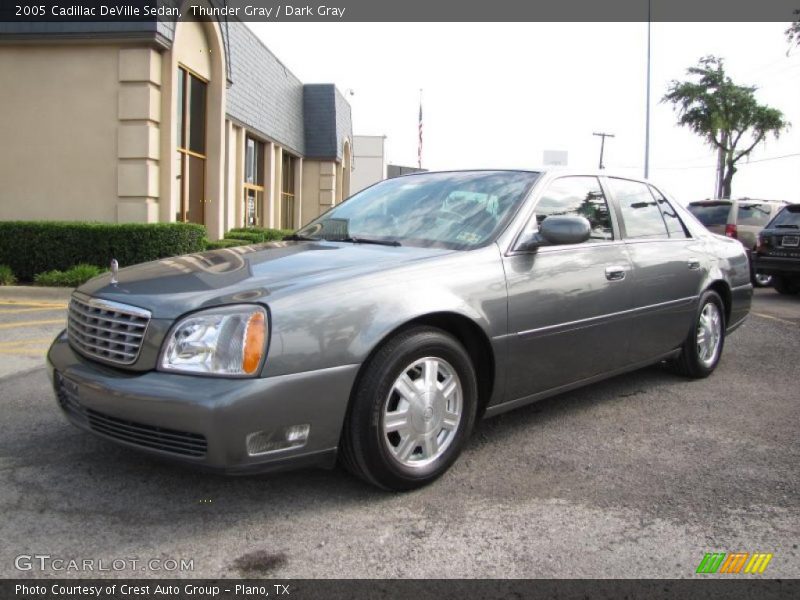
[{"left": 110, "top": 258, "right": 119, "bottom": 285}]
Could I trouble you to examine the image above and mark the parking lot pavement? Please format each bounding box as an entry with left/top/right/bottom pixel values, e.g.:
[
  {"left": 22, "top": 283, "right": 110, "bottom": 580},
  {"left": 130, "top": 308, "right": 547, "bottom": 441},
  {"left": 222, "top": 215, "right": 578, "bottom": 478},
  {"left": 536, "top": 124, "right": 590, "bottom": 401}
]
[
  {"left": 0, "top": 289, "right": 798, "bottom": 579},
  {"left": 752, "top": 287, "right": 800, "bottom": 326},
  {"left": 0, "top": 294, "right": 68, "bottom": 379}
]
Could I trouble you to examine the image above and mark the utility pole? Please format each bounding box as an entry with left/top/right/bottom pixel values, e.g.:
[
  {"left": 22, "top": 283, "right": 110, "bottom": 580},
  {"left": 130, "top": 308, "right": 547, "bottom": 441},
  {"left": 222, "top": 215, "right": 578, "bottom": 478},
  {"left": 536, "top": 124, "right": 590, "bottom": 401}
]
[{"left": 593, "top": 132, "right": 615, "bottom": 169}]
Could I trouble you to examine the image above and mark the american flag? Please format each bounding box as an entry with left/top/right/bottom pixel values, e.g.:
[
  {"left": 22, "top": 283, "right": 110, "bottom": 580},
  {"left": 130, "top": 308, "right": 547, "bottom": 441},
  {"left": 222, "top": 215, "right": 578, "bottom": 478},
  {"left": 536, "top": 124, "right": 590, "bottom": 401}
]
[{"left": 417, "top": 92, "right": 423, "bottom": 169}]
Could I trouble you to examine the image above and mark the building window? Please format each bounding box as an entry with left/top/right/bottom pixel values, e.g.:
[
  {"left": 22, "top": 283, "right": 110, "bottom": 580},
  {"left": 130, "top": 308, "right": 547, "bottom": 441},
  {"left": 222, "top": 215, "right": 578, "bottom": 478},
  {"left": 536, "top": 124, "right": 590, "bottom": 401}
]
[
  {"left": 281, "top": 153, "right": 296, "bottom": 230},
  {"left": 176, "top": 66, "right": 207, "bottom": 224},
  {"left": 243, "top": 136, "right": 264, "bottom": 227}
]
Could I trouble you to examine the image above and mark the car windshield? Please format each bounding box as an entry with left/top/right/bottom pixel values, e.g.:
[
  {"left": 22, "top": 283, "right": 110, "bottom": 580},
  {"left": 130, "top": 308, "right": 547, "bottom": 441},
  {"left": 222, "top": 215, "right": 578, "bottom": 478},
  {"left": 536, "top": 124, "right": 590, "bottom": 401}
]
[
  {"left": 294, "top": 171, "right": 540, "bottom": 249},
  {"left": 769, "top": 205, "right": 800, "bottom": 229},
  {"left": 687, "top": 202, "right": 731, "bottom": 227}
]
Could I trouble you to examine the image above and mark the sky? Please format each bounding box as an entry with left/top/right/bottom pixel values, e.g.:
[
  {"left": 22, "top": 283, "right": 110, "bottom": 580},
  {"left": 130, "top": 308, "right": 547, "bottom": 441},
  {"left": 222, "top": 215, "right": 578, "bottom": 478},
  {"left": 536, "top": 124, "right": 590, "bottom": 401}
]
[{"left": 249, "top": 22, "right": 800, "bottom": 204}]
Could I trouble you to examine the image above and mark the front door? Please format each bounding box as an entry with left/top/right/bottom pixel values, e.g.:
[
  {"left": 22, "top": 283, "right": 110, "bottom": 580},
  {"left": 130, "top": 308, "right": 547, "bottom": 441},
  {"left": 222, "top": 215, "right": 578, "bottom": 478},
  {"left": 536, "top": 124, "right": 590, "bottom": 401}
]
[{"left": 503, "top": 176, "right": 635, "bottom": 401}]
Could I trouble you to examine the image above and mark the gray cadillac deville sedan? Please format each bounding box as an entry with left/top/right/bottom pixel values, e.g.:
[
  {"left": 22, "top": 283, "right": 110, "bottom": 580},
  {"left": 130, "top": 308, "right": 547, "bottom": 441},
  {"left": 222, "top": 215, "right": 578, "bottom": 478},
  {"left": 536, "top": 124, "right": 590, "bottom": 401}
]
[{"left": 47, "top": 169, "right": 752, "bottom": 490}]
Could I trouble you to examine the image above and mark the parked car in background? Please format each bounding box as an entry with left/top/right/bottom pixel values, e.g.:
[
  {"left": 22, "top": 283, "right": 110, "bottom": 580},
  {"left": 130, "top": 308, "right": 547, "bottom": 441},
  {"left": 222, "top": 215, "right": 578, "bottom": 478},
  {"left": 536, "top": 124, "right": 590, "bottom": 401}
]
[
  {"left": 48, "top": 170, "right": 752, "bottom": 490},
  {"left": 687, "top": 199, "right": 788, "bottom": 287},
  {"left": 754, "top": 204, "right": 800, "bottom": 295}
]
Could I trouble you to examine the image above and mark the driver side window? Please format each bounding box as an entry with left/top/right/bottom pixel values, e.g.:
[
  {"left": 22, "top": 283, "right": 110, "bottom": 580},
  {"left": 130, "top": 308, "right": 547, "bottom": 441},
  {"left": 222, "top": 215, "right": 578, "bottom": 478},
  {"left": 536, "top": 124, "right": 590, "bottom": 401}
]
[{"left": 533, "top": 177, "right": 614, "bottom": 242}]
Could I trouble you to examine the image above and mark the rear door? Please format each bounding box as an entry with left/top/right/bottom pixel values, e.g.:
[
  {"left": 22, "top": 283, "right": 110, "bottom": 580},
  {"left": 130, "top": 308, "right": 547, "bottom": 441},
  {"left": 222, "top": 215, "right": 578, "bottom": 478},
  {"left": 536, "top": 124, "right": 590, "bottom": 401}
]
[
  {"left": 503, "top": 175, "right": 635, "bottom": 400},
  {"left": 607, "top": 178, "right": 705, "bottom": 361}
]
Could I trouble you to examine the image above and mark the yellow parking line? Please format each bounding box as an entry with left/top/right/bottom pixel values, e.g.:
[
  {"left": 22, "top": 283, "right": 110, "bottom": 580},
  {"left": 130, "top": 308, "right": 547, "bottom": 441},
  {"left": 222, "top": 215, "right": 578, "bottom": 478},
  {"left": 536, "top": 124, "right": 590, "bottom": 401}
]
[
  {"left": 0, "top": 307, "right": 67, "bottom": 314},
  {"left": 0, "top": 319, "right": 64, "bottom": 330},
  {"left": 752, "top": 312, "right": 797, "bottom": 326},
  {"left": 0, "top": 338, "right": 54, "bottom": 347},
  {"left": 0, "top": 301, "right": 68, "bottom": 308},
  {"left": 0, "top": 348, "right": 48, "bottom": 355}
]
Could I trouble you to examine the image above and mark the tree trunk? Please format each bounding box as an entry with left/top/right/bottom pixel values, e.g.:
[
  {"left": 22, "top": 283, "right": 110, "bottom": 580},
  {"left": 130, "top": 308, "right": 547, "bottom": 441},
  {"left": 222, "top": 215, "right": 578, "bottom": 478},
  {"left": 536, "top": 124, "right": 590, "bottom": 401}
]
[
  {"left": 721, "top": 156, "right": 736, "bottom": 199},
  {"left": 715, "top": 132, "right": 727, "bottom": 198}
]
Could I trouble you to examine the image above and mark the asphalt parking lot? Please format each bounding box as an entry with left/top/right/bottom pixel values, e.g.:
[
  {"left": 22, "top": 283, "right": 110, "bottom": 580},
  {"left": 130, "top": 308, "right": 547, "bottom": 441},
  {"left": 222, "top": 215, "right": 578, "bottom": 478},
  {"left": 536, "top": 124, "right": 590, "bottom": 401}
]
[{"left": 0, "top": 288, "right": 798, "bottom": 578}]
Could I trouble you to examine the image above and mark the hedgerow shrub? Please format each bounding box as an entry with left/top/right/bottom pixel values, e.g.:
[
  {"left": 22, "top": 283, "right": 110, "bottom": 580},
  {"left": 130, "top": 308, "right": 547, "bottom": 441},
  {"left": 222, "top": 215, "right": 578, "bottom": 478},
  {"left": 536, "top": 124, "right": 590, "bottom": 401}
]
[
  {"left": 0, "top": 265, "right": 16, "bottom": 285},
  {"left": 0, "top": 222, "right": 207, "bottom": 281},
  {"left": 225, "top": 228, "right": 294, "bottom": 243},
  {"left": 34, "top": 264, "right": 106, "bottom": 287},
  {"left": 204, "top": 238, "right": 252, "bottom": 250}
]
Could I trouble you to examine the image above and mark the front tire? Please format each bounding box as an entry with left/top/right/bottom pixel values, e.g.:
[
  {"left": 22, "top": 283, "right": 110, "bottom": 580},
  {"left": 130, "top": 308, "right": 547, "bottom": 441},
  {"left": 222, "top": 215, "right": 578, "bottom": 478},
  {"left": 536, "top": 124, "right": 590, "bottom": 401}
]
[
  {"left": 671, "top": 290, "right": 725, "bottom": 378},
  {"left": 340, "top": 327, "right": 478, "bottom": 491}
]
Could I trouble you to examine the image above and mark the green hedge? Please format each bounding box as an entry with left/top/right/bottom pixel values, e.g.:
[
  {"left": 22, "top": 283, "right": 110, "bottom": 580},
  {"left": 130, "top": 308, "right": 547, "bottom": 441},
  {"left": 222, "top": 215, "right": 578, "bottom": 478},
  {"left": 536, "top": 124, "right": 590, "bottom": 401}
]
[
  {"left": 204, "top": 238, "right": 252, "bottom": 250},
  {"left": 0, "top": 264, "right": 16, "bottom": 286},
  {"left": 0, "top": 221, "right": 207, "bottom": 281},
  {"left": 34, "top": 264, "right": 107, "bottom": 287},
  {"left": 225, "top": 227, "right": 294, "bottom": 243}
]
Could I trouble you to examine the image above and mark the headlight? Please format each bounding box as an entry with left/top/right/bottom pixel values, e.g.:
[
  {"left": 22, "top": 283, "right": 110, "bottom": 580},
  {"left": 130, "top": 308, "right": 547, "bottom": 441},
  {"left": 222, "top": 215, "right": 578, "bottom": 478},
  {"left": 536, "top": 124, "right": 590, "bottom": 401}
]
[{"left": 159, "top": 305, "right": 268, "bottom": 377}]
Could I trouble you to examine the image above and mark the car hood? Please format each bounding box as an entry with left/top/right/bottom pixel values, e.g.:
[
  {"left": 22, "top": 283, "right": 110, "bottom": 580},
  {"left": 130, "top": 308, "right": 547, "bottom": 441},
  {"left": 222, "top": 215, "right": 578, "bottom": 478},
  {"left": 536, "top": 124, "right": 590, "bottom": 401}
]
[{"left": 77, "top": 241, "right": 454, "bottom": 318}]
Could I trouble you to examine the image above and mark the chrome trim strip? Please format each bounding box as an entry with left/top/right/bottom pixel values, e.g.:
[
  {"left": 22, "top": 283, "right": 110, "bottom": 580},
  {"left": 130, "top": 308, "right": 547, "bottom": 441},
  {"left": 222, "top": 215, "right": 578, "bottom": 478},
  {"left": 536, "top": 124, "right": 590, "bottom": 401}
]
[
  {"left": 516, "top": 295, "right": 697, "bottom": 338},
  {"left": 72, "top": 291, "right": 152, "bottom": 320}
]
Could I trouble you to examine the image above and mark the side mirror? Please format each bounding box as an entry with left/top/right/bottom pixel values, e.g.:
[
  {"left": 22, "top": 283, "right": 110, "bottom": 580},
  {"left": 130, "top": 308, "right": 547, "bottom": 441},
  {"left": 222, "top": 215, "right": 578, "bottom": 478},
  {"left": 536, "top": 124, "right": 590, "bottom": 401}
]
[
  {"left": 539, "top": 216, "right": 592, "bottom": 245},
  {"left": 514, "top": 216, "right": 592, "bottom": 251}
]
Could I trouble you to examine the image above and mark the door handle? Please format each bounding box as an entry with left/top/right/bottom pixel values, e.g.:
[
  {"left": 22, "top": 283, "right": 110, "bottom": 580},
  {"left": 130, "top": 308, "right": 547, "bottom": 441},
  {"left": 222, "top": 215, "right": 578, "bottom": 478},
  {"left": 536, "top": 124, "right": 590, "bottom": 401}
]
[
  {"left": 687, "top": 258, "right": 701, "bottom": 270},
  {"left": 605, "top": 265, "right": 627, "bottom": 281}
]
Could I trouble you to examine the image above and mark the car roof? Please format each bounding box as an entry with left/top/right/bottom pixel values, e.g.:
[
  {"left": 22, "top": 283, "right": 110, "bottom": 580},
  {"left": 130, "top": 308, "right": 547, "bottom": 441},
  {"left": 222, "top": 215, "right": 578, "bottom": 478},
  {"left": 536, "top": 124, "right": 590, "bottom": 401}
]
[{"left": 394, "top": 167, "right": 657, "bottom": 183}]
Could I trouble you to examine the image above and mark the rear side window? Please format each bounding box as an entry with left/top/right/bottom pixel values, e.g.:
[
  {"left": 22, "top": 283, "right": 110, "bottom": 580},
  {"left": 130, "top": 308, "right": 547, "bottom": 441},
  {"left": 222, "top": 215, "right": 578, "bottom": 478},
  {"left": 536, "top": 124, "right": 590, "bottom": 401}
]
[
  {"left": 687, "top": 202, "right": 731, "bottom": 227},
  {"left": 769, "top": 206, "right": 800, "bottom": 229},
  {"left": 608, "top": 178, "right": 668, "bottom": 239},
  {"left": 650, "top": 186, "right": 689, "bottom": 238},
  {"left": 737, "top": 204, "right": 772, "bottom": 227},
  {"left": 533, "top": 176, "right": 614, "bottom": 241}
]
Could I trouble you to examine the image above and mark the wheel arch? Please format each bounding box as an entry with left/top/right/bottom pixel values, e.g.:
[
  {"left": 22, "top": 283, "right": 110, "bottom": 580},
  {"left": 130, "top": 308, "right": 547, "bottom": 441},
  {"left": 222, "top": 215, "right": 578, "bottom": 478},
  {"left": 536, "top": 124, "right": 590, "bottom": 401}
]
[
  {"left": 706, "top": 279, "right": 732, "bottom": 325},
  {"left": 347, "top": 311, "right": 496, "bottom": 419}
]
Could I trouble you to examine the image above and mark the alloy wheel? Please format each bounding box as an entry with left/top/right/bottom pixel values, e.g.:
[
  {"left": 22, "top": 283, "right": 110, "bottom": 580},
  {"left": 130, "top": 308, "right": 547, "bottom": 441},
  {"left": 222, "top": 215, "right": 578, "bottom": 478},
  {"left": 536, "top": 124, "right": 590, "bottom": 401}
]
[{"left": 382, "top": 357, "right": 463, "bottom": 468}]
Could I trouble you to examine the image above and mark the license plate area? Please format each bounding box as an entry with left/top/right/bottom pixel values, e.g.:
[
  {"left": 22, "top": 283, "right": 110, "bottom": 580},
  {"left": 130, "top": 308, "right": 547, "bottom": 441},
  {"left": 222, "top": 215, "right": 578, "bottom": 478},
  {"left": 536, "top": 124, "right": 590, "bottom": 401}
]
[{"left": 781, "top": 235, "right": 799, "bottom": 247}]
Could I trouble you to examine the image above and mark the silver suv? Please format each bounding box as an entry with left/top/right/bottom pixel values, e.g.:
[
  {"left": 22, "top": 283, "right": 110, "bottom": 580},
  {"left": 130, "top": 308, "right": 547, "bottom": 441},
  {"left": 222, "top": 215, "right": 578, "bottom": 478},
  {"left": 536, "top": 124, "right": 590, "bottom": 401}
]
[{"left": 687, "top": 199, "right": 788, "bottom": 286}]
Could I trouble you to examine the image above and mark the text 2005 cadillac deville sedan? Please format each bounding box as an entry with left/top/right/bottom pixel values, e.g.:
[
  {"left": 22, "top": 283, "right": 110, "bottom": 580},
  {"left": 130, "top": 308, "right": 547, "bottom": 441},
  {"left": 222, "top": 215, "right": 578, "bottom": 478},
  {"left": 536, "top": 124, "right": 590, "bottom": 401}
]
[{"left": 48, "top": 170, "right": 752, "bottom": 490}]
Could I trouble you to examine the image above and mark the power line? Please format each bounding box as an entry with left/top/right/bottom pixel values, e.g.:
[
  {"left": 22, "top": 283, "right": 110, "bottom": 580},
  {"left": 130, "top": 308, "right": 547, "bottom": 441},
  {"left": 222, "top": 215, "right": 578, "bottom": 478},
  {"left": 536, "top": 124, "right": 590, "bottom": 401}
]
[{"left": 618, "top": 152, "right": 800, "bottom": 171}]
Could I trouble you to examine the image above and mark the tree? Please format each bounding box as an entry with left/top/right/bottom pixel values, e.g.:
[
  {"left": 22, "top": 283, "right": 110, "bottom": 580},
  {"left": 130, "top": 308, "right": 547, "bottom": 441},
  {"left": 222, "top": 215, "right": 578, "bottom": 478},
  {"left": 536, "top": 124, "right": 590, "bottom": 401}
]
[
  {"left": 787, "top": 10, "right": 800, "bottom": 48},
  {"left": 662, "top": 56, "right": 788, "bottom": 199}
]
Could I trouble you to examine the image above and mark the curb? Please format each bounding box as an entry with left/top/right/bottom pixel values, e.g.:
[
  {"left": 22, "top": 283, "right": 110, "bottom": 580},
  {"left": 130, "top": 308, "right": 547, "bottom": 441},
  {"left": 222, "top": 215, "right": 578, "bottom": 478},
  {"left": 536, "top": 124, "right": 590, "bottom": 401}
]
[{"left": 0, "top": 286, "right": 74, "bottom": 304}]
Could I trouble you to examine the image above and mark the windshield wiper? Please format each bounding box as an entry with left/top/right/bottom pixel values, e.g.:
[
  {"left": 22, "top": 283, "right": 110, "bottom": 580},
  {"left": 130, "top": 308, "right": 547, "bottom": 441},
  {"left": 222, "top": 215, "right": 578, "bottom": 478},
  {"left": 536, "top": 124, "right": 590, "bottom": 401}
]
[
  {"left": 341, "top": 236, "right": 402, "bottom": 247},
  {"left": 775, "top": 224, "right": 799, "bottom": 229}
]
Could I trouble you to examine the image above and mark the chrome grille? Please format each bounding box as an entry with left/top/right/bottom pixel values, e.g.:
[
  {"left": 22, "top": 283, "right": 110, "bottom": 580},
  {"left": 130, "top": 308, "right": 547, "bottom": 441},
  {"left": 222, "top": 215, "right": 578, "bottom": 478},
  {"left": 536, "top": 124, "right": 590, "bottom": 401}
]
[{"left": 67, "top": 293, "right": 151, "bottom": 365}]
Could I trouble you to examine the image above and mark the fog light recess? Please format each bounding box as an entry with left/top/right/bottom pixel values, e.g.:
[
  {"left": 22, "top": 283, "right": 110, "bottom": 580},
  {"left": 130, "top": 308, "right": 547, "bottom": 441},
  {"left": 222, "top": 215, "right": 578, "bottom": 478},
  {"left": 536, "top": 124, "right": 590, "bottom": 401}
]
[{"left": 246, "top": 424, "right": 310, "bottom": 456}]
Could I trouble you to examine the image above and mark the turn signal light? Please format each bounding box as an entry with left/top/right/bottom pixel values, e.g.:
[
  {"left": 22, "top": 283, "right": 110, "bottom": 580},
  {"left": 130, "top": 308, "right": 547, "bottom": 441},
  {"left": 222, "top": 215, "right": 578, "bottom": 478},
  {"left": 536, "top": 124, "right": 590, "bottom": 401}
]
[{"left": 242, "top": 311, "right": 266, "bottom": 375}]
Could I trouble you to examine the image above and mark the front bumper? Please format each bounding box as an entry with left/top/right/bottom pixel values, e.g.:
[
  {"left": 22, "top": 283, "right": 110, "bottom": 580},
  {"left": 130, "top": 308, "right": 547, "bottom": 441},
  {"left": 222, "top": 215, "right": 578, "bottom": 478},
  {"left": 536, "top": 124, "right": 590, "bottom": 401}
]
[{"left": 47, "top": 332, "right": 359, "bottom": 474}]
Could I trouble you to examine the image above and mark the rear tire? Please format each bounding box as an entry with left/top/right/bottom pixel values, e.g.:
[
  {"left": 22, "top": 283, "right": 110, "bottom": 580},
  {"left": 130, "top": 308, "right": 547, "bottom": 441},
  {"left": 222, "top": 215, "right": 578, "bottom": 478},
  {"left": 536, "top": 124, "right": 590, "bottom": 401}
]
[
  {"left": 339, "top": 326, "right": 478, "bottom": 491},
  {"left": 671, "top": 290, "right": 725, "bottom": 379},
  {"left": 773, "top": 276, "right": 800, "bottom": 295},
  {"left": 752, "top": 272, "right": 772, "bottom": 288}
]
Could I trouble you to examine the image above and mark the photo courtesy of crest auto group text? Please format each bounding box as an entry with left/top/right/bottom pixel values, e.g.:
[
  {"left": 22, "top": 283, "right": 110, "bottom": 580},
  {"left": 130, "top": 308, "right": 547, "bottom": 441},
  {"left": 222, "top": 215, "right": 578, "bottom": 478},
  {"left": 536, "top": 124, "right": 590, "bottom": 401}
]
[{"left": 0, "top": 0, "right": 798, "bottom": 597}]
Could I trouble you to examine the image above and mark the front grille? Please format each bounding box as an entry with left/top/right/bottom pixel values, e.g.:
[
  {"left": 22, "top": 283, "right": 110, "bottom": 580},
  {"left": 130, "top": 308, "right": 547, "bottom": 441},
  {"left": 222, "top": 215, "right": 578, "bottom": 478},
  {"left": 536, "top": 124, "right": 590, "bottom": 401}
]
[
  {"left": 68, "top": 293, "right": 151, "bottom": 365},
  {"left": 55, "top": 373, "right": 207, "bottom": 458}
]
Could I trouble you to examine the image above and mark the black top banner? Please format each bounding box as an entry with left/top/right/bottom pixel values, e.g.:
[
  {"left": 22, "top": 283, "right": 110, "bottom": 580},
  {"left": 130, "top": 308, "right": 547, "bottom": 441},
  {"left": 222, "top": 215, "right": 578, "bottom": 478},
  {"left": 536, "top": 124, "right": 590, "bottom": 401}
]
[{"left": 0, "top": 0, "right": 798, "bottom": 23}]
